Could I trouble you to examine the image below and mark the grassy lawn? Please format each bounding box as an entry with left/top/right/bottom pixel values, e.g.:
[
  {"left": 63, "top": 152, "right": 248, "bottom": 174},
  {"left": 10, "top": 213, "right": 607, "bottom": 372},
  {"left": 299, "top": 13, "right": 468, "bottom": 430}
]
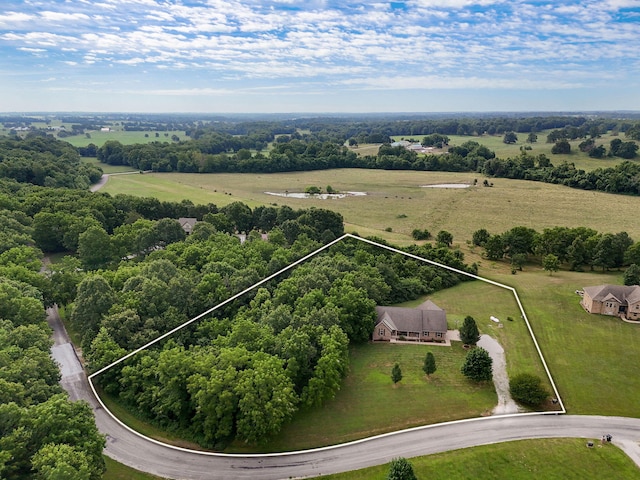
[
  {"left": 402, "top": 281, "right": 555, "bottom": 399},
  {"left": 103, "top": 456, "right": 164, "bottom": 480},
  {"left": 101, "top": 169, "right": 640, "bottom": 245},
  {"left": 231, "top": 342, "right": 496, "bottom": 453},
  {"left": 318, "top": 438, "right": 640, "bottom": 479},
  {"left": 483, "top": 267, "right": 640, "bottom": 418},
  {"left": 82, "top": 157, "right": 138, "bottom": 174}
]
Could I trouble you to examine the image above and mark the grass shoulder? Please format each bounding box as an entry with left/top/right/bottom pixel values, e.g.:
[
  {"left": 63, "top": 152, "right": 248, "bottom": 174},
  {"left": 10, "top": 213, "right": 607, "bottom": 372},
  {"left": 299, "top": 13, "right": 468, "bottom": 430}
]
[{"left": 318, "top": 438, "right": 640, "bottom": 479}]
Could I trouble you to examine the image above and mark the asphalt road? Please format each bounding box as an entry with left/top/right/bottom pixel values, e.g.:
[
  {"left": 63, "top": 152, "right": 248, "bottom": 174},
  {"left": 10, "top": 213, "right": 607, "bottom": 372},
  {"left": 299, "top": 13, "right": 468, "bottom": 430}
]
[{"left": 47, "top": 307, "right": 640, "bottom": 479}]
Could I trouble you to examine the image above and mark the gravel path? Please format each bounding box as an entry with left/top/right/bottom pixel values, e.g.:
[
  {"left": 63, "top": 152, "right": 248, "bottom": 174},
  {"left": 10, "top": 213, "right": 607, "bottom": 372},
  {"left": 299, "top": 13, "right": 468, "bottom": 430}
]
[
  {"left": 450, "top": 330, "right": 520, "bottom": 415},
  {"left": 477, "top": 334, "right": 522, "bottom": 415}
]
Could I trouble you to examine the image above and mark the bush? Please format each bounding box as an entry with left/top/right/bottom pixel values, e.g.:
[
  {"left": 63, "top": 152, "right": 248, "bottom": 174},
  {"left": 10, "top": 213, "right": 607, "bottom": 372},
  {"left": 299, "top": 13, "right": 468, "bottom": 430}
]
[
  {"left": 411, "top": 228, "right": 431, "bottom": 240},
  {"left": 510, "top": 373, "right": 550, "bottom": 407},
  {"left": 387, "top": 457, "right": 417, "bottom": 480},
  {"left": 461, "top": 347, "right": 492, "bottom": 381}
]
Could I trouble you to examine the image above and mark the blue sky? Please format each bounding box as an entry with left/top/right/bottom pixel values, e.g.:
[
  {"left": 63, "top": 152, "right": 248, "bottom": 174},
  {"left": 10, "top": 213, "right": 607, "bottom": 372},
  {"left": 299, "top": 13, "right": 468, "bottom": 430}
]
[{"left": 1, "top": 0, "right": 639, "bottom": 113}]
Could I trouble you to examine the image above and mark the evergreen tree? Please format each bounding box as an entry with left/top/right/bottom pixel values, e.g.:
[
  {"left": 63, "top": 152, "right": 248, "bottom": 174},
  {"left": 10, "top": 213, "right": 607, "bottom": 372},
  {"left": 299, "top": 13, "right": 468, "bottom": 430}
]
[
  {"left": 391, "top": 363, "right": 403, "bottom": 384},
  {"left": 387, "top": 457, "right": 417, "bottom": 480},
  {"left": 459, "top": 315, "right": 480, "bottom": 345},
  {"left": 423, "top": 352, "right": 436, "bottom": 376}
]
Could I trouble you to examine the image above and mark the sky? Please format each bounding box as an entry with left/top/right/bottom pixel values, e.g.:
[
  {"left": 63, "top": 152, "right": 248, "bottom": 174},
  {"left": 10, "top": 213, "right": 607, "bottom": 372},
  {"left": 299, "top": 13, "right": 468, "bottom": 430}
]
[{"left": 1, "top": 0, "right": 639, "bottom": 113}]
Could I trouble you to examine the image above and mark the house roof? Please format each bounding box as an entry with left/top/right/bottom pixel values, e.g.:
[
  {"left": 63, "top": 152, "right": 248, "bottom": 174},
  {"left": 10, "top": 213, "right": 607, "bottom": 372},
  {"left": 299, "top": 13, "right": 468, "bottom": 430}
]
[
  {"left": 375, "top": 300, "right": 447, "bottom": 333},
  {"left": 178, "top": 217, "right": 197, "bottom": 231},
  {"left": 583, "top": 284, "right": 640, "bottom": 306}
]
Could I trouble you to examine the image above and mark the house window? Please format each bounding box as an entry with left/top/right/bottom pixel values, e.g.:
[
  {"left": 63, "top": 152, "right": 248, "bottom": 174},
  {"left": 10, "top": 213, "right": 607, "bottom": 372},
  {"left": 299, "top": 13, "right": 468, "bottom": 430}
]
[
  {"left": 436, "top": 332, "right": 443, "bottom": 338},
  {"left": 423, "top": 331, "right": 430, "bottom": 336},
  {"left": 378, "top": 328, "right": 385, "bottom": 336}
]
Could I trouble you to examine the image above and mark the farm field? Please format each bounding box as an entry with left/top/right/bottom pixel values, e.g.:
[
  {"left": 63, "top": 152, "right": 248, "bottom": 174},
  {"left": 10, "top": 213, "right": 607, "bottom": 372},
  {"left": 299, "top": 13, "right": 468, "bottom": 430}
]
[
  {"left": 389, "top": 130, "right": 639, "bottom": 171},
  {"left": 319, "top": 438, "right": 640, "bottom": 479},
  {"left": 100, "top": 169, "right": 640, "bottom": 244},
  {"left": 82, "top": 157, "right": 138, "bottom": 174},
  {"left": 65, "top": 129, "right": 186, "bottom": 147}
]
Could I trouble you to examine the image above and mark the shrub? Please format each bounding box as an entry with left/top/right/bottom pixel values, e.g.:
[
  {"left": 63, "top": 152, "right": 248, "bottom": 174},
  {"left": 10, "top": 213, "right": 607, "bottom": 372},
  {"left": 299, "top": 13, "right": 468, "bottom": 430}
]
[{"left": 510, "top": 373, "right": 550, "bottom": 407}]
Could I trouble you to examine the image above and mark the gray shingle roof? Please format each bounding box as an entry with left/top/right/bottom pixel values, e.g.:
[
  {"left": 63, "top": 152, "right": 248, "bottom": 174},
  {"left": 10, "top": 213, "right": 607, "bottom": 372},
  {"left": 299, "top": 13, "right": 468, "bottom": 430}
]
[
  {"left": 375, "top": 301, "right": 446, "bottom": 333},
  {"left": 583, "top": 284, "right": 640, "bottom": 306}
]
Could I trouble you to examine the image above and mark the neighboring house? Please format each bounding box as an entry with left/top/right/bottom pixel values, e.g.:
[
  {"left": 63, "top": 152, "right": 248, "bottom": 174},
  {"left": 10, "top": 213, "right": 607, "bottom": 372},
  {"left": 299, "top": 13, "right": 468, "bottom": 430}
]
[
  {"left": 373, "top": 300, "right": 447, "bottom": 343},
  {"left": 581, "top": 284, "right": 640, "bottom": 320},
  {"left": 178, "top": 217, "right": 198, "bottom": 235}
]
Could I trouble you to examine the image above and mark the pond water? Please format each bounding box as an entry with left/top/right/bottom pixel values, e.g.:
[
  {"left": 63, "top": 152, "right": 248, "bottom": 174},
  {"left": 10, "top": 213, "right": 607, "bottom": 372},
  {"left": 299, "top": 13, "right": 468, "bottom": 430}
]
[{"left": 264, "top": 191, "right": 367, "bottom": 199}]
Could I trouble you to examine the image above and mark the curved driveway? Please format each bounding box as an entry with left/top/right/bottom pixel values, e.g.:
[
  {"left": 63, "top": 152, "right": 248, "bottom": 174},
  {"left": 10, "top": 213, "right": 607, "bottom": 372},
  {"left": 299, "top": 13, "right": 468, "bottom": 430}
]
[{"left": 48, "top": 307, "right": 640, "bottom": 479}]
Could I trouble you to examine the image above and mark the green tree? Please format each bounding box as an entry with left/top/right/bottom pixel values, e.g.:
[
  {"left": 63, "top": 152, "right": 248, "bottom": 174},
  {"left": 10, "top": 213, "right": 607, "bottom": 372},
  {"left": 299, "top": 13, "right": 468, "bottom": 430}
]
[
  {"left": 423, "top": 351, "right": 436, "bottom": 376},
  {"left": 234, "top": 352, "right": 298, "bottom": 443},
  {"left": 624, "top": 264, "right": 640, "bottom": 286},
  {"left": 78, "top": 225, "right": 113, "bottom": 270},
  {"left": 220, "top": 201, "right": 253, "bottom": 233},
  {"left": 32, "top": 443, "right": 93, "bottom": 480},
  {"left": 391, "top": 363, "right": 403, "bottom": 384},
  {"left": 387, "top": 457, "right": 417, "bottom": 480},
  {"left": 503, "top": 131, "right": 518, "bottom": 144},
  {"left": 70, "top": 275, "right": 115, "bottom": 347},
  {"left": 461, "top": 347, "right": 493, "bottom": 381},
  {"left": 551, "top": 139, "right": 571, "bottom": 154},
  {"left": 542, "top": 253, "right": 560, "bottom": 275},
  {"left": 459, "top": 315, "right": 480, "bottom": 346},
  {"left": 509, "top": 373, "right": 550, "bottom": 407},
  {"left": 526, "top": 132, "right": 538, "bottom": 143},
  {"left": 484, "top": 234, "right": 505, "bottom": 260},
  {"left": 436, "top": 230, "right": 453, "bottom": 247},
  {"left": 411, "top": 229, "right": 431, "bottom": 241},
  {"left": 25, "top": 394, "right": 106, "bottom": 479},
  {"left": 472, "top": 228, "right": 490, "bottom": 247}
]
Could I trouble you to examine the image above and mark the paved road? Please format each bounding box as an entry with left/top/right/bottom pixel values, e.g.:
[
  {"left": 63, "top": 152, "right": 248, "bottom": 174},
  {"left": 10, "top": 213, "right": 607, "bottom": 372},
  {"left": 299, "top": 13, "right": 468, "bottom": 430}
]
[{"left": 47, "top": 307, "right": 640, "bottom": 479}]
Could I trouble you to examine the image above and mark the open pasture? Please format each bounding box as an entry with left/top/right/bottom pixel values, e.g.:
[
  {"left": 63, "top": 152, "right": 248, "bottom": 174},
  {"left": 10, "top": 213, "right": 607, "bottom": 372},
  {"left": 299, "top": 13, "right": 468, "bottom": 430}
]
[
  {"left": 100, "top": 169, "right": 640, "bottom": 245},
  {"left": 389, "top": 130, "right": 638, "bottom": 171},
  {"left": 65, "top": 129, "right": 186, "bottom": 147},
  {"left": 81, "top": 157, "right": 138, "bottom": 174}
]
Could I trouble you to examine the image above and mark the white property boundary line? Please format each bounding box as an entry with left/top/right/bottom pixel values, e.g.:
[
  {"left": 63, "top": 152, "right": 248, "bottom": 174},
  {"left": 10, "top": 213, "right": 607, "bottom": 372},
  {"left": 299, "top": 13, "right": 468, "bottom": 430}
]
[{"left": 88, "top": 233, "right": 566, "bottom": 458}]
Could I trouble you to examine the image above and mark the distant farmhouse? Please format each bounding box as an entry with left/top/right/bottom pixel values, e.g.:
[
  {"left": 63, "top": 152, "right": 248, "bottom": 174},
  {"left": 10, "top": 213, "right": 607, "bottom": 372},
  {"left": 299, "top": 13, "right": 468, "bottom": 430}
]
[
  {"left": 581, "top": 284, "right": 640, "bottom": 320},
  {"left": 178, "top": 217, "right": 197, "bottom": 235},
  {"left": 373, "top": 300, "right": 447, "bottom": 343},
  {"left": 390, "top": 140, "right": 435, "bottom": 154}
]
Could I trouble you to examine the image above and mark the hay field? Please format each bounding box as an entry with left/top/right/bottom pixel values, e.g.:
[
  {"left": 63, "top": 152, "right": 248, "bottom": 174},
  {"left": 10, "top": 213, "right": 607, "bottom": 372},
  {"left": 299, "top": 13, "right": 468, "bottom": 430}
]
[{"left": 101, "top": 169, "right": 640, "bottom": 244}]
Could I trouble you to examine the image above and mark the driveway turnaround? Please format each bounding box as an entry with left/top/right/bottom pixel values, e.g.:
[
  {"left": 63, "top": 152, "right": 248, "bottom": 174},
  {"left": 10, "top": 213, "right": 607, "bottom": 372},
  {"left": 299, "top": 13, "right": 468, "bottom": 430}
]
[{"left": 48, "top": 307, "right": 640, "bottom": 479}]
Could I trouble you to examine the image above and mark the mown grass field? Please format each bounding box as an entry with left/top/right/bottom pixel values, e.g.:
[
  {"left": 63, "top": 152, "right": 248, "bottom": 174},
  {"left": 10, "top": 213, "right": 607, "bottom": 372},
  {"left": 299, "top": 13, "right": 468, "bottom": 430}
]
[
  {"left": 100, "top": 169, "right": 640, "bottom": 245},
  {"left": 82, "top": 157, "right": 138, "bottom": 174},
  {"left": 402, "top": 281, "right": 554, "bottom": 396},
  {"left": 65, "top": 130, "right": 186, "bottom": 147},
  {"left": 318, "top": 438, "right": 640, "bottom": 479},
  {"left": 236, "top": 342, "right": 497, "bottom": 453}
]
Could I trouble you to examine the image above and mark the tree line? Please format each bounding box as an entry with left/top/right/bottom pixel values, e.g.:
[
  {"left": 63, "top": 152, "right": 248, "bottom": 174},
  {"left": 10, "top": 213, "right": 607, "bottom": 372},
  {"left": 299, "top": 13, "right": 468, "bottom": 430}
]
[
  {"left": 472, "top": 225, "right": 640, "bottom": 274},
  {"left": 0, "top": 252, "right": 105, "bottom": 478}
]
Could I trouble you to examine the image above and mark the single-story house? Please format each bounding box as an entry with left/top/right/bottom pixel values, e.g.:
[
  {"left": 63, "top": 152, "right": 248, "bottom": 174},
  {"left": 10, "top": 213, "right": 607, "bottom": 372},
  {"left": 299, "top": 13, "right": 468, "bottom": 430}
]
[
  {"left": 373, "top": 300, "right": 447, "bottom": 343},
  {"left": 581, "top": 284, "right": 640, "bottom": 320},
  {"left": 178, "top": 217, "right": 198, "bottom": 234}
]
